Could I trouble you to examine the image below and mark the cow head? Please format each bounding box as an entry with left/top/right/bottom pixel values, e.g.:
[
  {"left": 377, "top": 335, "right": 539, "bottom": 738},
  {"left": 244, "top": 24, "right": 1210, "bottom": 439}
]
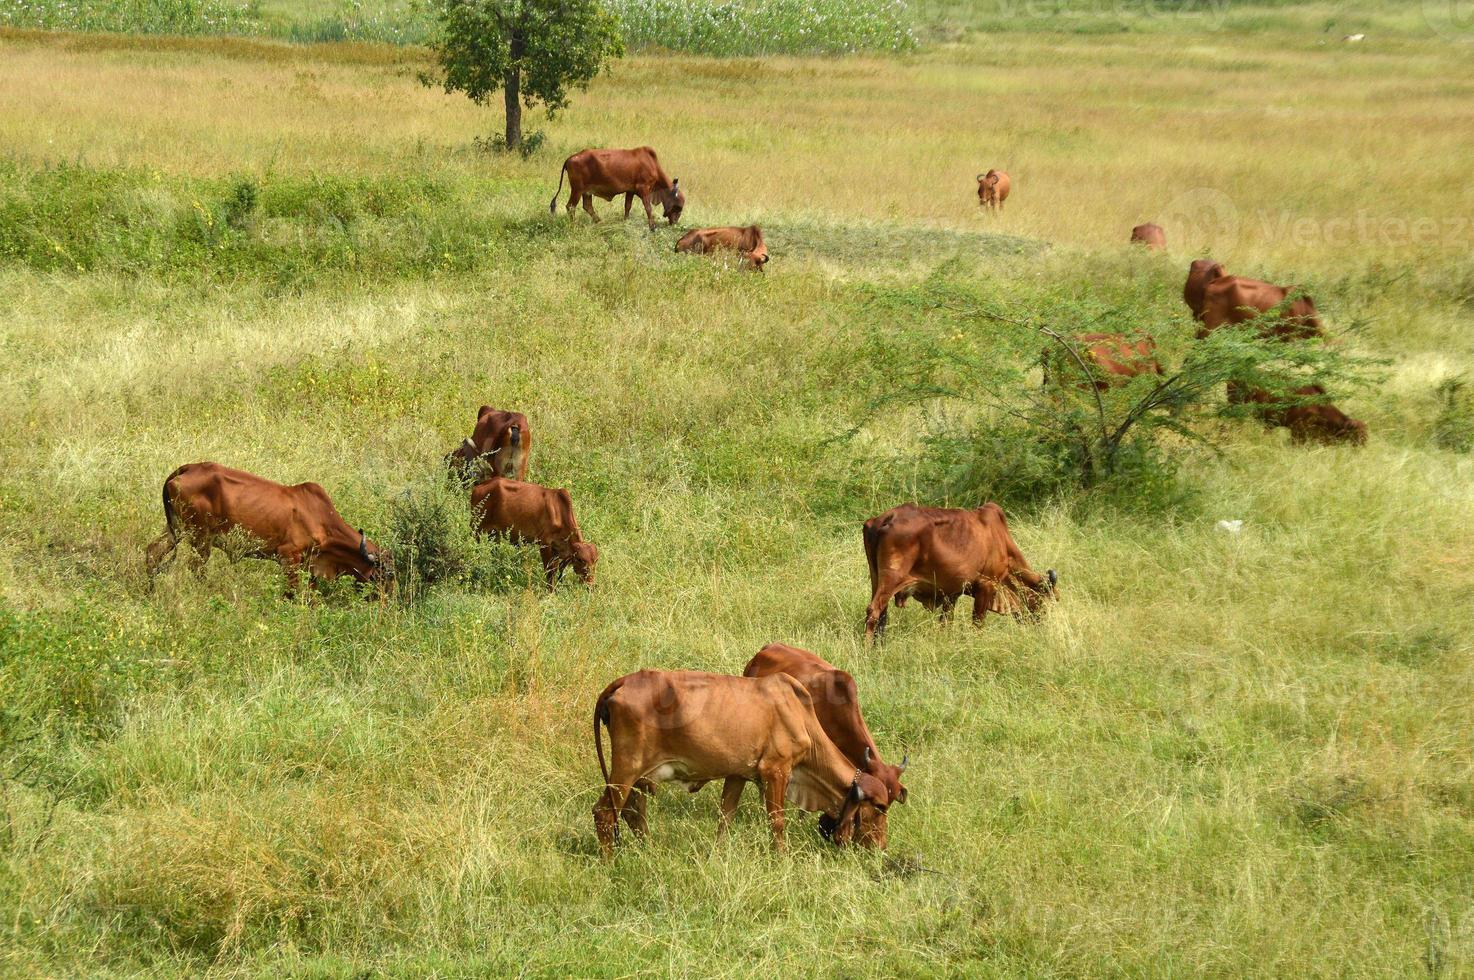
[
  {"left": 358, "top": 529, "right": 396, "bottom": 594},
  {"left": 744, "top": 243, "right": 769, "bottom": 272},
  {"left": 1017, "top": 568, "right": 1058, "bottom": 618},
  {"left": 659, "top": 179, "right": 684, "bottom": 224},
  {"left": 820, "top": 770, "right": 890, "bottom": 848},
  {"left": 1184, "top": 259, "right": 1225, "bottom": 322},
  {"left": 874, "top": 748, "right": 909, "bottom": 805},
  {"left": 571, "top": 541, "right": 599, "bottom": 586}
]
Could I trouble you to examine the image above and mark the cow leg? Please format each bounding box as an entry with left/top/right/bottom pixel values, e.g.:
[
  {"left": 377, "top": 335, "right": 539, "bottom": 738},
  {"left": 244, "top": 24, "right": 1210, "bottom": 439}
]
[
  {"left": 581, "top": 194, "right": 600, "bottom": 223},
  {"left": 593, "top": 781, "right": 633, "bottom": 858},
  {"left": 716, "top": 777, "right": 746, "bottom": 839},
  {"left": 144, "top": 531, "right": 178, "bottom": 585},
  {"left": 538, "top": 544, "right": 564, "bottom": 590},
  {"left": 620, "top": 786, "right": 649, "bottom": 838},
  {"left": 639, "top": 191, "right": 656, "bottom": 230},
  {"left": 937, "top": 595, "right": 957, "bottom": 625},
  {"left": 183, "top": 535, "right": 211, "bottom": 578},
  {"left": 759, "top": 767, "right": 790, "bottom": 850},
  {"left": 864, "top": 574, "right": 909, "bottom": 641},
  {"left": 972, "top": 581, "right": 996, "bottom": 626},
  {"left": 279, "top": 550, "right": 308, "bottom": 599},
  {"left": 623, "top": 192, "right": 634, "bottom": 219}
]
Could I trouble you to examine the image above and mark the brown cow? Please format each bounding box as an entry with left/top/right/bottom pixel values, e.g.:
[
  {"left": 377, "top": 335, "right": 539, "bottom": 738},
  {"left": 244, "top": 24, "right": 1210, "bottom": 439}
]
[
  {"left": 977, "top": 169, "right": 1011, "bottom": 210},
  {"left": 742, "top": 643, "right": 908, "bottom": 806},
  {"left": 1046, "top": 332, "right": 1164, "bottom": 391},
  {"left": 470, "top": 476, "right": 597, "bottom": 588},
  {"left": 144, "top": 462, "right": 393, "bottom": 596},
  {"left": 550, "top": 146, "right": 684, "bottom": 230},
  {"left": 1243, "top": 385, "right": 1367, "bottom": 445},
  {"left": 675, "top": 225, "right": 768, "bottom": 271},
  {"left": 446, "top": 406, "right": 530, "bottom": 483},
  {"left": 863, "top": 502, "right": 1056, "bottom": 640},
  {"left": 1182, "top": 258, "right": 1227, "bottom": 322},
  {"left": 1184, "top": 261, "right": 1326, "bottom": 341},
  {"left": 1130, "top": 223, "right": 1166, "bottom": 251},
  {"left": 592, "top": 670, "right": 890, "bottom": 855}
]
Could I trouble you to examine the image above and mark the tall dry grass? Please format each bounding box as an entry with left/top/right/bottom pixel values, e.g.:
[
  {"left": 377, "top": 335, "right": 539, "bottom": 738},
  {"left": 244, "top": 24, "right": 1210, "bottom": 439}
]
[{"left": 0, "top": 23, "right": 1471, "bottom": 978}]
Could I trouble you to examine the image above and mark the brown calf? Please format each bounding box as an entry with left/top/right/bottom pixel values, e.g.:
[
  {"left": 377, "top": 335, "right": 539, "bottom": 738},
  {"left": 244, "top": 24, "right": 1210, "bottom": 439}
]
[
  {"left": 1130, "top": 223, "right": 1166, "bottom": 250},
  {"left": 550, "top": 146, "right": 684, "bottom": 229},
  {"left": 743, "top": 643, "right": 908, "bottom": 806},
  {"left": 863, "top": 502, "right": 1056, "bottom": 639},
  {"left": 446, "top": 406, "right": 530, "bottom": 483},
  {"left": 977, "top": 169, "right": 1011, "bottom": 210},
  {"left": 1244, "top": 385, "right": 1367, "bottom": 445},
  {"left": 144, "top": 462, "right": 392, "bottom": 597},
  {"left": 470, "top": 477, "right": 597, "bottom": 587},
  {"left": 675, "top": 224, "right": 768, "bottom": 271},
  {"left": 592, "top": 670, "right": 890, "bottom": 855}
]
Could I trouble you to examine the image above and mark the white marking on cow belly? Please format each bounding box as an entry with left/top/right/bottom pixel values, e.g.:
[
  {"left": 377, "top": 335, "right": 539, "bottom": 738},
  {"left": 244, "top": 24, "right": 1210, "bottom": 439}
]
[{"left": 648, "top": 763, "right": 680, "bottom": 782}]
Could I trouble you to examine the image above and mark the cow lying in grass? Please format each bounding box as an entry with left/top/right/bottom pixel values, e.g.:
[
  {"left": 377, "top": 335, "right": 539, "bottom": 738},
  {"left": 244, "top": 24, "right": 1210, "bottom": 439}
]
[{"left": 675, "top": 225, "right": 768, "bottom": 271}]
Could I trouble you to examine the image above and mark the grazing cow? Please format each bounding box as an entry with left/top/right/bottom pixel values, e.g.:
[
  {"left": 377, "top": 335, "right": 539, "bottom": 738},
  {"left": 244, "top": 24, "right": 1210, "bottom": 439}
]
[
  {"left": 592, "top": 670, "right": 891, "bottom": 855},
  {"left": 144, "top": 462, "right": 393, "bottom": 596},
  {"left": 1244, "top": 385, "right": 1367, "bottom": 445},
  {"left": 675, "top": 225, "right": 769, "bottom": 271},
  {"left": 863, "top": 503, "right": 1056, "bottom": 640},
  {"left": 742, "top": 643, "right": 908, "bottom": 806},
  {"left": 470, "top": 477, "right": 597, "bottom": 587},
  {"left": 1183, "top": 261, "right": 1326, "bottom": 341},
  {"left": 1130, "top": 223, "right": 1166, "bottom": 251},
  {"left": 1045, "top": 332, "right": 1164, "bottom": 391},
  {"left": 977, "top": 169, "right": 1011, "bottom": 210},
  {"left": 550, "top": 146, "right": 684, "bottom": 229},
  {"left": 446, "top": 406, "right": 530, "bottom": 483}
]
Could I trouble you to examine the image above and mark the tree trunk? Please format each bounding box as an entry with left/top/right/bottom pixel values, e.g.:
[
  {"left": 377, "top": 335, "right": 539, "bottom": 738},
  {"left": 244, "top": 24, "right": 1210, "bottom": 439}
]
[{"left": 503, "top": 31, "right": 523, "bottom": 149}]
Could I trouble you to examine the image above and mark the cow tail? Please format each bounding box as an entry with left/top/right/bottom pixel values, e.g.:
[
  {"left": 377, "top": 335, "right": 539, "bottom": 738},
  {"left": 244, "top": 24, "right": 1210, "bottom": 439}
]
[
  {"left": 161, "top": 467, "right": 185, "bottom": 541},
  {"left": 549, "top": 161, "right": 568, "bottom": 216},
  {"left": 593, "top": 676, "right": 625, "bottom": 792}
]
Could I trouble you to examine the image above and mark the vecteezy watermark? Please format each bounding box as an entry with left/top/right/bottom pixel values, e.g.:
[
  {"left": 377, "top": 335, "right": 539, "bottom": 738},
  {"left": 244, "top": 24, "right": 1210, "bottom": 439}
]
[
  {"left": 1160, "top": 188, "right": 1242, "bottom": 263},
  {"left": 1257, "top": 211, "right": 1470, "bottom": 248},
  {"left": 1423, "top": 0, "right": 1474, "bottom": 40},
  {"left": 1155, "top": 187, "right": 1469, "bottom": 260}
]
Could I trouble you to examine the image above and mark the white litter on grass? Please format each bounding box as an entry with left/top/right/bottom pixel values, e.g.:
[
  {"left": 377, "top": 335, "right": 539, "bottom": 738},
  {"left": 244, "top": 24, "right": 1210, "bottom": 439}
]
[
  {"left": 1344, "top": 33, "right": 1366, "bottom": 42},
  {"left": 1216, "top": 520, "right": 1244, "bottom": 534}
]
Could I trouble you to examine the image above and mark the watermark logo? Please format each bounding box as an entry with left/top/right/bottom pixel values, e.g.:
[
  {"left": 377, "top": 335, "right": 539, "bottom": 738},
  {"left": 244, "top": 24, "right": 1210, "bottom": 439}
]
[
  {"left": 1159, "top": 187, "right": 1241, "bottom": 263},
  {"left": 1423, "top": 0, "right": 1474, "bottom": 40}
]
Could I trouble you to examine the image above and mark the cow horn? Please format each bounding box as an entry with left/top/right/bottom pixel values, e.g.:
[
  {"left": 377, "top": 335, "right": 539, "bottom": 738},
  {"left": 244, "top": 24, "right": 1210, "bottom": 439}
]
[
  {"left": 898, "top": 753, "right": 909, "bottom": 774},
  {"left": 863, "top": 746, "right": 872, "bottom": 768},
  {"left": 1047, "top": 569, "right": 1058, "bottom": 588},
  {"left": 462, "top": 437, "right": 475, "bottom": 450},
  {"left": 359, "top": 530, "right": 373, "bottom": 563}
]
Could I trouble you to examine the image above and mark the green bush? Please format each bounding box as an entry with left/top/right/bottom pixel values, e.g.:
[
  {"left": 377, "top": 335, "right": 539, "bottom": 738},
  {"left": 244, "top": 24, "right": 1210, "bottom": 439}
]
[
  {"left": 1432, "top": 376, "right": 1474, "bottom": 453},
  {"left": 850, "top": 267, "right": 1379, "bottom": 511}
]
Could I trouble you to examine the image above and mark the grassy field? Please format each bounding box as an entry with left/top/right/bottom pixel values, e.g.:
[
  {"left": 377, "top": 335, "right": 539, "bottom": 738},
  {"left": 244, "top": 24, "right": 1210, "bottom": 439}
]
[{"left": 2, "top": 17, "right": 1473, "bottom": 977}]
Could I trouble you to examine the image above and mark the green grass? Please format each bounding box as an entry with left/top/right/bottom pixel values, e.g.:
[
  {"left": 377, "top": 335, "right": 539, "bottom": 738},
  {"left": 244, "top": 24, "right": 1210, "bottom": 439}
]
[{"left": 1, "top": 23, "right": 1472, "bottom": 978}]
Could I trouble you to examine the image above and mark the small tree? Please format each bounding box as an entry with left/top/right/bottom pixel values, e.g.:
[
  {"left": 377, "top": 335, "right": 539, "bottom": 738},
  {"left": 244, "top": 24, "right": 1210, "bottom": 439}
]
[
  {"left": 425, "top": 0, "right": 624, "bottom": 152},
  {"left": 849, "top": 269, "right": 1381, "bottom": 508}
]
